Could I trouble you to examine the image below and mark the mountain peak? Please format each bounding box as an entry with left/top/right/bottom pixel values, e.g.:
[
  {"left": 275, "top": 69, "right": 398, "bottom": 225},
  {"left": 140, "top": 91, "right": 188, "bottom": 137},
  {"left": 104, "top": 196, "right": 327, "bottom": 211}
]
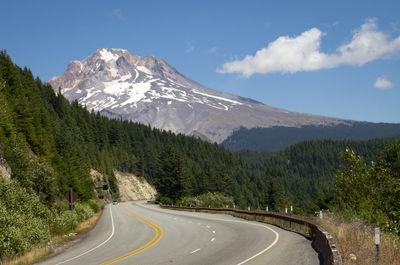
[
  {"left": 97, "top": 48, "right": 121, "bottom": 62},
  {"left": 49, "top": 48, "right": 350, "bottom": 143}
]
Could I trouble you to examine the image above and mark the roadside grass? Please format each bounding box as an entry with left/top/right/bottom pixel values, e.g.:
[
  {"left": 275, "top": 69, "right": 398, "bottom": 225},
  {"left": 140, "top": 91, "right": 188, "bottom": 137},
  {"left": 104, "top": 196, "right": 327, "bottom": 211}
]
[
  {"left": 319, "top": 213, "right": 400, "bottom": 265},
  {"left": 0, "top": 210, "right": 103, "bottom": 265}
]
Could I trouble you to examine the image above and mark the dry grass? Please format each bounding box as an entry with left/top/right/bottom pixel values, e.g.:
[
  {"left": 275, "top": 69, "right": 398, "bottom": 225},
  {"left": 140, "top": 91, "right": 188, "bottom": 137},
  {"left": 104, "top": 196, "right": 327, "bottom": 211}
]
[
  {"left": 0, "top": 210, "right": 103, "bottom": 265},
  {"left": 318, "top": 214, "right": 400, "bottom": 265}
]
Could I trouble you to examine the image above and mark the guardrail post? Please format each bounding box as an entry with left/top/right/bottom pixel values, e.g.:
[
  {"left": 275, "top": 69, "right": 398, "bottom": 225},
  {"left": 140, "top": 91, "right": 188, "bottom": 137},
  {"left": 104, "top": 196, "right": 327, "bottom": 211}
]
[
  {"left": 375, "top": 227, "right": 380, "bottom": 265},
  {"left": 47, "top": 219, "right": 52, "bottom": 252}
]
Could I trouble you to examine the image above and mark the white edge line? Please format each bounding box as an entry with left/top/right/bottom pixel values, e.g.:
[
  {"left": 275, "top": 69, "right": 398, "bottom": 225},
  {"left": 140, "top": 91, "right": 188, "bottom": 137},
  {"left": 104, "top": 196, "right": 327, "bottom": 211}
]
[
  {"left": 55, "top": 204, "right": 115, "bottom": 265},
  {"left": 235, "top": 223, "right": 279, "bottom": 265}
]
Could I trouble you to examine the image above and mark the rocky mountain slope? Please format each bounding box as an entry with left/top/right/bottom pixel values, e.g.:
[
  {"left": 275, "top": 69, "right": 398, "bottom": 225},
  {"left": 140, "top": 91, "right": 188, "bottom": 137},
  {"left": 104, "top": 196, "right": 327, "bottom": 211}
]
[{"left": 49, "top": 48, "right": 350, "bottom": 143}]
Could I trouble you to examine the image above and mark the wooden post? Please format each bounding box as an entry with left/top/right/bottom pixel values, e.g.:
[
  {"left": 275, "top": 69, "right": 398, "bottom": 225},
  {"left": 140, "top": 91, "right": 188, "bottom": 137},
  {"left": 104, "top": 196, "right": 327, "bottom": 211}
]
[
  {"left": 64, "top": 189, "right": 78, "bottom": 211},
  {"left": 69, "top": 189, "right": 74, "bottom": 210}
]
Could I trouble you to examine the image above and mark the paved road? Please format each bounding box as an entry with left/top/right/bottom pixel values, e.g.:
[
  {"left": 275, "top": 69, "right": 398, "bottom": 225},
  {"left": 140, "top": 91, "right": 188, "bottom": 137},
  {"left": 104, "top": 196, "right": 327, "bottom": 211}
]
[{"left": 38, "top": 201, "right": 320, "bottom": 265}]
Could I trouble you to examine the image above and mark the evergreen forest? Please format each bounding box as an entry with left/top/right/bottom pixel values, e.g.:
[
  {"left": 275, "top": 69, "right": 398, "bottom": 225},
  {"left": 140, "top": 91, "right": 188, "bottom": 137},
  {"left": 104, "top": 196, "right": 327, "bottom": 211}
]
[{"left": 223, "top": 124, "right": 400, "bottom": 151}]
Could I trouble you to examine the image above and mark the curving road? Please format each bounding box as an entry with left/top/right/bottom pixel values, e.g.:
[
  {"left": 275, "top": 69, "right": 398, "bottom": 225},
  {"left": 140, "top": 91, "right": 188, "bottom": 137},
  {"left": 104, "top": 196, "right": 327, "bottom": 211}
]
[{"left": 38, "top": 201, "right": 319, "bottom": 265}]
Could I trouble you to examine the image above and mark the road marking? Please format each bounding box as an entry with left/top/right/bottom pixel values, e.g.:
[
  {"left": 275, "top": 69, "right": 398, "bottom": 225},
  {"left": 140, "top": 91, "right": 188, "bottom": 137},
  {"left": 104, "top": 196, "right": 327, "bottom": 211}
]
[
  {"left": 206, "top": 225, "right": 210, "bottom": 228},
  {"left": 99, "top": 204, "right": 164, "bottom": 265},
  {"left": 211, "top": 237, "right": 215, "bottom": 242},
  {"left": 54, "top": 205, "right": 115, "bottom": 265},
  {"left": 191, "top": 248, "right": 201, "bottom": 254},
  {"left": 149, "top": 205, "right": 280, "bottom": 265},
  {"left": 235, "top": 224, "right": 279, "bottom": 265},
  {"left": 212, "top": 230, "right": 215, "bottom": 234}
]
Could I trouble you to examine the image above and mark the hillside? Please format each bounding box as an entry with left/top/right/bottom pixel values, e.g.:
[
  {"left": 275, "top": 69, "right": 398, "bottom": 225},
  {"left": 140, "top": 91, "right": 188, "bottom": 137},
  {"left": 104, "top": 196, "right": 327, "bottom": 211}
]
[
  {"left": 223, "top": 124, "right": 400, "bottom": 151},
  {"left": 237, "top": 137, "right": 400, "bottom": 212}
]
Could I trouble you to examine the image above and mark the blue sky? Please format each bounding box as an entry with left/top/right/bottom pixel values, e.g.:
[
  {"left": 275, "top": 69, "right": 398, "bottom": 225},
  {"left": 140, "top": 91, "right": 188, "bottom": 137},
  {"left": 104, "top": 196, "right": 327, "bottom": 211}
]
[{"left": 1, "top": 0, "right": 400, "bottom": 123}]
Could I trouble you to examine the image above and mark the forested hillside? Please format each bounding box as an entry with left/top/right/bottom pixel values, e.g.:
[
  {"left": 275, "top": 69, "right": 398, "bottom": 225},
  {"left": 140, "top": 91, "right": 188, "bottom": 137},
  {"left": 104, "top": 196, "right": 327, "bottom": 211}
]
[
  {"left": 223, "top": 124, "right": 400, "bottom": 151},
  {"left": 237, "top": 137, "right": 400, "bottom": 213}
]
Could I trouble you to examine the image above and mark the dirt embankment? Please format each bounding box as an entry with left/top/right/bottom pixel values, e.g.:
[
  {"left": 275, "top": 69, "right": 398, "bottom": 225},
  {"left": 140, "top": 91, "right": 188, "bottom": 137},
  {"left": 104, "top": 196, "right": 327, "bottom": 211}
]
[{"left": 114, "top": 170, "right": 157, "bottom": 201}]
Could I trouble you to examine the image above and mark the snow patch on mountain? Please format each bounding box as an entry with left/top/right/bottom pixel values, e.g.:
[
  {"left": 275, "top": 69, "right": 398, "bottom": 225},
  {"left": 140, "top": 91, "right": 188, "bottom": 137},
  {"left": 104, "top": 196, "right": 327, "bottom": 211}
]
[
  {"left": 99, "top": 48, "right": 119, "bottom": 62},
  {"left": 137, "top": 66, "right": 153, "bottom": 75},
  {"left": 122, "top": 81, "right": 153, "bottom": 106}
]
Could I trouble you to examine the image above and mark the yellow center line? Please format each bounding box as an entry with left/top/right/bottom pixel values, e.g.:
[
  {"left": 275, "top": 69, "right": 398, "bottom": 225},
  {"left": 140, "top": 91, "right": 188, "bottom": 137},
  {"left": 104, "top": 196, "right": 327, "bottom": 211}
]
[{"left": 99, "top": 204, "right": 164, "bottom": 265}]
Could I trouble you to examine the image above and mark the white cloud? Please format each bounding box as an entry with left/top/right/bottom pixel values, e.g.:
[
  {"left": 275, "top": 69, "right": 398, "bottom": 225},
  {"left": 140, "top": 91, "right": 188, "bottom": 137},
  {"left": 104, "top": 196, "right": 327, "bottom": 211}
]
[
  {"left": 218, "top": 18, "right": 400, "bottom": 77},
  {"left": 374, "top": 76, "right": 393, "bottom": 89},
  {"left": 110, "top": 8, "right": 123, "bottom": 20}
]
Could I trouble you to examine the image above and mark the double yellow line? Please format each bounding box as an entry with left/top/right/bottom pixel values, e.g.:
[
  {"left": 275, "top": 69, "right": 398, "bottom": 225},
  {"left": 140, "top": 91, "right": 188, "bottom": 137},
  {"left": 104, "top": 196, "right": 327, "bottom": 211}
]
[{"left": 99, "top": 204, "right": 164, "bottom": 265}]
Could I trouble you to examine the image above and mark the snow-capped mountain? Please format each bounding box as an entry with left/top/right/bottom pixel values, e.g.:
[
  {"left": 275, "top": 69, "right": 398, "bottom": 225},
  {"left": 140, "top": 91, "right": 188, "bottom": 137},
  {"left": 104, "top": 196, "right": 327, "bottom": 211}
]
[{"left": 49, "top": 48, "right": 350, "bottom": 143}]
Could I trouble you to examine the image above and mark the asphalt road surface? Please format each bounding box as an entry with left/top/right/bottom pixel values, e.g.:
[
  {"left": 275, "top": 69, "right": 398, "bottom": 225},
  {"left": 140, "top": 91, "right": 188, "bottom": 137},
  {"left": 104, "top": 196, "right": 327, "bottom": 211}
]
[{"left": 37, "top": 201, "right": 320, "bottom": 265}]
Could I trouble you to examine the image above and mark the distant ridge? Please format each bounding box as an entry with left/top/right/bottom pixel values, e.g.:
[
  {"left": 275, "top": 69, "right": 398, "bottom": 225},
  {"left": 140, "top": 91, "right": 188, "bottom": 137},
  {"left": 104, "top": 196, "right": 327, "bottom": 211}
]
[{"left": 222, "top": 123, "right": 400, "bottom": 151}]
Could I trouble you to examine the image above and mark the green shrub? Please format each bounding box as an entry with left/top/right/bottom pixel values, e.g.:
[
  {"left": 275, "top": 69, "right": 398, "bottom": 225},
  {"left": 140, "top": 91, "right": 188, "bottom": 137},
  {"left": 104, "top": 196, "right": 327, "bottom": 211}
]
[
  {"left": 0, "top": 180, "right": 48, "bottom": 258},
  {"left": 178, "top": 192, "right": 234, "bottom": 208},
  {"left": 87, "top": 200, "right": 100, "bottom": 213},
  {"left": 160, "top": 197, "right": 173, "bottom": 205},
  {"left": 49, "top": 210, "right": 79, "bottom": 235},
  {"left": 0, "top": 180, "right": 100, "bottom": 258},
  {"left": 74, "top": 203, "right": 94, "bottom": 222}
]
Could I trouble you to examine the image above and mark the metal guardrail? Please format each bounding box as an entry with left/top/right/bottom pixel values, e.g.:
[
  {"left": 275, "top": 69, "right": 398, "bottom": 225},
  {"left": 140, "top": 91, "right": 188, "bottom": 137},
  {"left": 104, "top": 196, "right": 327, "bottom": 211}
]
[{"left": 160, "top": 205, "right": 342, "bottom": 265}]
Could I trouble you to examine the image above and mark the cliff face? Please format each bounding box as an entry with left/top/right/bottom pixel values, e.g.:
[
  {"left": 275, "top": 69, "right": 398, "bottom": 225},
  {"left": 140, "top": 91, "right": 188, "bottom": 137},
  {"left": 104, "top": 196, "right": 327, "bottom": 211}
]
[{"left": 114, "top": 170, "right": 157, "bottom": 201}]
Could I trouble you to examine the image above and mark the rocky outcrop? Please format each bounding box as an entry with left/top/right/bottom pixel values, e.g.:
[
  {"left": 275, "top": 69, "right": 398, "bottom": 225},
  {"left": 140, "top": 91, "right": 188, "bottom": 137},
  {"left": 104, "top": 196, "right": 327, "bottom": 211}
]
[
  {"left": 115, "top": 170, "right": 157, "bottom": 201},
  {"left": 90, "top": 169, "right": 113, "bottom": 201},
  {"left": 0, "top": 156, "right": 11, "bottom": 181}
]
